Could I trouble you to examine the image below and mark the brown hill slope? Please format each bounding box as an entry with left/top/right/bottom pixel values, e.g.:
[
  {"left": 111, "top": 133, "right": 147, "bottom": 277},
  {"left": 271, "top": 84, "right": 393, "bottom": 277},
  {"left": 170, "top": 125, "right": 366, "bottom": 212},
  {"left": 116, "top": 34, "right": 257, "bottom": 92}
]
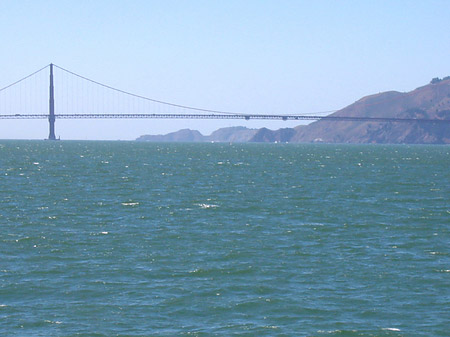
[{"left": 291, "top": 78, "right": 450, "bottom": 144}]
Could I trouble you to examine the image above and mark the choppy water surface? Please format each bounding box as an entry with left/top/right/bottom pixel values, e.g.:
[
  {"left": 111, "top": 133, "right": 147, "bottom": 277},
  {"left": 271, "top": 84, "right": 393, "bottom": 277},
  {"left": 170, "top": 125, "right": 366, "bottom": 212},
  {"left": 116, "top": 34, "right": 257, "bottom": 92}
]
[{"left": 0, "top": 141, "right": 449, "bottom": 336}]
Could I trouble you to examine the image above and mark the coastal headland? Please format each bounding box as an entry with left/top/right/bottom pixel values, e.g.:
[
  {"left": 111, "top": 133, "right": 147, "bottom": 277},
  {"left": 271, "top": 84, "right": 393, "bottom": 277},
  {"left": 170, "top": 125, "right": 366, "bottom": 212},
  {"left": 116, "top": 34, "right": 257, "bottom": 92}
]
[{"left": 137, "top": 77, "right": 450, "bottom": 144}]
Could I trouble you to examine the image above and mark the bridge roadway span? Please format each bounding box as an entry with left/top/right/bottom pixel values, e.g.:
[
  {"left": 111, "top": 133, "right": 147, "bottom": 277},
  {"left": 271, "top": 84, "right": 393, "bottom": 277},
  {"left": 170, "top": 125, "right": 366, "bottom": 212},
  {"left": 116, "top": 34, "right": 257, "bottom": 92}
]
[{"left": 1, "top": 113, "right": 449, "bottom": 123}]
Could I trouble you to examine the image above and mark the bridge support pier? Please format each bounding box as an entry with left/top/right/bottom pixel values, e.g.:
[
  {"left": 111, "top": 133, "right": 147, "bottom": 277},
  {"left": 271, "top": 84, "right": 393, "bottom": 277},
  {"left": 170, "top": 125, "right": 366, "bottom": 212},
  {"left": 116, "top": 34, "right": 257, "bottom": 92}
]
[{"left": 48, "top": 63, "right": 56, "bottom": 140}]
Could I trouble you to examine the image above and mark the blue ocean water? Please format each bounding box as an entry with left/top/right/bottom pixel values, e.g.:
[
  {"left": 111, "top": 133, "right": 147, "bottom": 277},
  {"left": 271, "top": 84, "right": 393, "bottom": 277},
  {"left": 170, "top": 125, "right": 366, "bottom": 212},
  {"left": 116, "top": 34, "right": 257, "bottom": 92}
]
[{"left": 0, "top": 141, "right": 449, "bottom": 336}]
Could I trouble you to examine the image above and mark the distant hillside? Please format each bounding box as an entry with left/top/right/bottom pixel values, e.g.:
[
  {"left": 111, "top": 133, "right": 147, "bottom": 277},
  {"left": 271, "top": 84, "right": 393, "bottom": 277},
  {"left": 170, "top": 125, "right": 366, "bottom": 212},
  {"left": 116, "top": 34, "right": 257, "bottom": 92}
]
[
  {"left": 205, "top": 126, "right": 257, "bottom": 142},
  {"left": 291, "top": 78, "right": 450, "bottom": 144},
  {"left": 137, "top": 78, "right": 450, "bottom": 144},
  {"left": 136, "top": 129, "right": 204, "bottom": 142},
  {"left": 249, "top": 127, "right": 297, "bottom": 143},
  {"left": 136, "top": 126, "right": 257, "bottom": 142}
]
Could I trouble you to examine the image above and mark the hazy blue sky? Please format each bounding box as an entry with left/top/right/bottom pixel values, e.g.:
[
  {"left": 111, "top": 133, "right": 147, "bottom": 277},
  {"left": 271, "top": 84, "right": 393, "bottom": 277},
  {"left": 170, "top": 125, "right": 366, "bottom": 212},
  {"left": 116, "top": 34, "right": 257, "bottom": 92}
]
[{"left": 1, "top": 0, "right": 449, "bottom": 140}]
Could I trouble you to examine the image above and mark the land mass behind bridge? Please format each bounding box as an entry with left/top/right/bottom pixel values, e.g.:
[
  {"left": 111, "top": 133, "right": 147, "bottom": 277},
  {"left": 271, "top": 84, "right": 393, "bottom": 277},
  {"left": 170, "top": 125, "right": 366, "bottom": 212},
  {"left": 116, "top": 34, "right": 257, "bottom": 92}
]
[{"left": 137, "top": 77, "right": 450, "bottom": 144}]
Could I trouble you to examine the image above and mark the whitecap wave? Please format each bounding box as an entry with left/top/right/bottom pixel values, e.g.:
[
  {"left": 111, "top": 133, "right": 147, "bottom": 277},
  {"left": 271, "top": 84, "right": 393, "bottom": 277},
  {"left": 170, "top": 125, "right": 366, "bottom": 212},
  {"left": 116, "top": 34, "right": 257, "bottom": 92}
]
[
  {"left": 121, "top": 202, "right": 139, "bottom": 206},
  {"left": 197, "top": 203, "right": 218, "bottom": 209}
]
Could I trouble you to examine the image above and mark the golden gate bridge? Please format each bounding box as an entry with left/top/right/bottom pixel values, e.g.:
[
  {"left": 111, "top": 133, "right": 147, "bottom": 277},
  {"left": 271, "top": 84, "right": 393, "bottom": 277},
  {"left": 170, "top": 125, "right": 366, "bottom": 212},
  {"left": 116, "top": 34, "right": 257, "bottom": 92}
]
[{"left": 1, "top": 63, "right": 448, "bottom": 140}]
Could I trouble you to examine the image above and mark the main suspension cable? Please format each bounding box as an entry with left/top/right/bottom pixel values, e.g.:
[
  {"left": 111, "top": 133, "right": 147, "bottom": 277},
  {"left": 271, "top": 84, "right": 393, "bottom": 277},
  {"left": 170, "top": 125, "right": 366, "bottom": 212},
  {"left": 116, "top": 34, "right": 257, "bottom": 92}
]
[
  {"left": 53, "top": 64, "right": 244, "bottom": 115},
  {"left": 0, "top": 64, "right": 50, "bottom": 93}
]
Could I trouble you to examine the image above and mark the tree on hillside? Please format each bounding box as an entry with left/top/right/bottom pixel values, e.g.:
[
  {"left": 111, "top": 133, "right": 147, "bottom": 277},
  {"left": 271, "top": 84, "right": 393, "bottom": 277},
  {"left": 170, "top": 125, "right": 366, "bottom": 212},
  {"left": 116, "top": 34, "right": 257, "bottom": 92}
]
[{"left": 430, "top": 77, "right": 442, "bottom": 84}]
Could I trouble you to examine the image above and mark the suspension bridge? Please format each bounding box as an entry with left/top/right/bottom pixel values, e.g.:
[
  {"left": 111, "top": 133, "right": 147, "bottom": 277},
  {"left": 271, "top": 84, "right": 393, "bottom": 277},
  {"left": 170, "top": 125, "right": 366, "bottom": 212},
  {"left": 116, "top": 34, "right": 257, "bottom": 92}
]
[{"left": 1, "top": 63, "right": 448, "bottom": 140}]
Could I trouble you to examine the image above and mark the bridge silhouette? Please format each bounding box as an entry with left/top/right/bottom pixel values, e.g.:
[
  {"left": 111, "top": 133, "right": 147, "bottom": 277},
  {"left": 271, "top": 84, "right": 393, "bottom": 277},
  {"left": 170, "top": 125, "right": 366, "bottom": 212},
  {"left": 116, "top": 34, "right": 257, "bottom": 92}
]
[{"left": 1, "top": 63, "right": 448, "bottom": 140}]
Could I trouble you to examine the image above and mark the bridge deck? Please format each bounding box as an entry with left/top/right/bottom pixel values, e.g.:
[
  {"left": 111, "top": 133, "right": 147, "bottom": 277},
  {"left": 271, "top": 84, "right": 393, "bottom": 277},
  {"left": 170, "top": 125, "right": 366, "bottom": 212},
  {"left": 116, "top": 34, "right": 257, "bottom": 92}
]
[{"left": 0, "top": 113, "right": 448, "bottom": 123}]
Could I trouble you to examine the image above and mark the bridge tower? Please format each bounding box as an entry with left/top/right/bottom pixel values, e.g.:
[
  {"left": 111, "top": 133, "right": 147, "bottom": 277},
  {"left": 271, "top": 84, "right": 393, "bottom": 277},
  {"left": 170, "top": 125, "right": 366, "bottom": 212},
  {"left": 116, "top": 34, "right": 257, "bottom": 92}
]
[{"left": 48, "top": 63, "right": 56, "bottom": 140}]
